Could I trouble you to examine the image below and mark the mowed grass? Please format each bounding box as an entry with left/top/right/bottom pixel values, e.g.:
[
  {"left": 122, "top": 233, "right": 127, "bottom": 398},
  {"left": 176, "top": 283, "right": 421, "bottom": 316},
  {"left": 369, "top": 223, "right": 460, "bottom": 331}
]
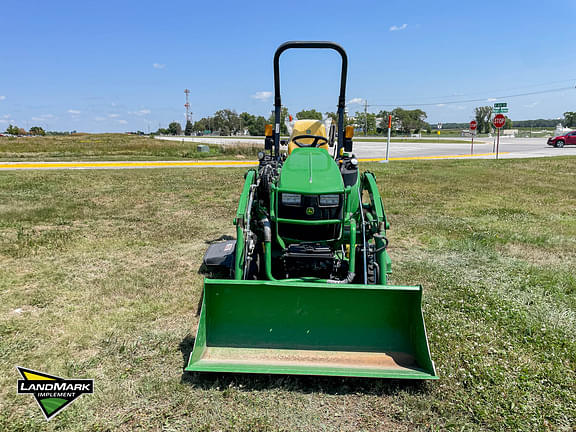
[
  {"left": 0, "top": 157, "right": 575, "bottom": 431},
  {"left": 0, "top": 134, "right": 260, "bottom": 161}
]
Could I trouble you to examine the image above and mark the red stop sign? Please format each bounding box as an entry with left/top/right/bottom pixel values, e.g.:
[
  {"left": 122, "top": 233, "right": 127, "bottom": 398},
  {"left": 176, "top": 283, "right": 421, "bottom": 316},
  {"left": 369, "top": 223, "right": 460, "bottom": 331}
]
[
  {"left": 469, "top": 120, "right": 477, "bottom": 130},
  {"left": 493, "top": 114, "right": 506, "bottom": 129}
]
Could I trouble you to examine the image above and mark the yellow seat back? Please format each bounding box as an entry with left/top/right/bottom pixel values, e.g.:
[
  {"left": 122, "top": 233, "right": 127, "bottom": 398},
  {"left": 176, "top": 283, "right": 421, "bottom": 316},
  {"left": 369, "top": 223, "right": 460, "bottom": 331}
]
[{"left": 288, "top": 120, "right": 329, "bottom": 155}]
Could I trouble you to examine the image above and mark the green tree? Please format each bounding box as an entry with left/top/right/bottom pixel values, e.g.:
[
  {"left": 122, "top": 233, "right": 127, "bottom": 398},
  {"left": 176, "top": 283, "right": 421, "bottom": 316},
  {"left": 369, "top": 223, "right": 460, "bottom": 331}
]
[
  {"left": 475, "top": 106, "right": 493, "bottom": 134},
  {"left": 324, "top": 112, "right": 353, "bottom": 126},
  {"left": 168, "top": 122, "right": 182, "bottom": 135},
  {"left": 376, "top": 110, "right": 392, "bottom": 134},
  {"left": 192, "top": 118, "right": 210, "bottom": 133},
  {"left": 250, "top": 116, "right": 267, "bottom": 136},
  {"left": 5, "top": 124, "right": 19, "bottom": 135},
  {"left": 563, "top": 112, "right": 576, "bottom": 128},
  {"left": 184, "top": 120, "right": 193, "bottom": 136},
  {"left": 296, "top": 109, "right": 322, "bottom": 120},
  {"left": 390, "top": 108, "right": 428, "bottom": 134},
  {"left": 504, "top": 117, "right": 513, "bottom": 129},
  {"left": 324, "top": 112, "right": 337, "bottom": 123},
  {"left": 213, "top": 109, "right": 241, "bottom": 136},
  {"left": 268, "top": 107, "right": 289, "bottom": 134},
  {"left": 239, "top": 112, "right": 267, "bottom": 135},
  {"left": 354, "top": 111, "right": 377, "bottom": 135},
  {"left": 29, "top": 126, "right": 46, "bottom": 136},
  {"left": 239, "top": 112, "right": 255, "bottom": 134}
]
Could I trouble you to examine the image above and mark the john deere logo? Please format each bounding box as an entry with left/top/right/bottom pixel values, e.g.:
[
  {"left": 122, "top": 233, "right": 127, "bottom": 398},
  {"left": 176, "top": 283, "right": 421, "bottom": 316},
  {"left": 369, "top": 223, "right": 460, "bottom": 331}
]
[
  {"left": 16, "top": 367, "right": 94, "bottom": 421},
  {"left": 306, "top": 207, "right": 315, "bottom": 215}
]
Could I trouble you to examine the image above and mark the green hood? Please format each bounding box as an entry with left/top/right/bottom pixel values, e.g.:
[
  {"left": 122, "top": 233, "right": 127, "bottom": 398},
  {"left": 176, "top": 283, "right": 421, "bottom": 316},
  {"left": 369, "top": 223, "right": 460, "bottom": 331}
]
[{"left": 278, "top": 148, "right": 344, "bottom": 194}]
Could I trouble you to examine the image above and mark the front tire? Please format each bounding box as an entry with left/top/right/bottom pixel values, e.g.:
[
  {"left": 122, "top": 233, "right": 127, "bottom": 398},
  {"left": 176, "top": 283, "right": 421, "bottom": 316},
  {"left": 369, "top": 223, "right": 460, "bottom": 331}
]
[{"left": 555, "top": 140, "right": 565, "bottom": 148}]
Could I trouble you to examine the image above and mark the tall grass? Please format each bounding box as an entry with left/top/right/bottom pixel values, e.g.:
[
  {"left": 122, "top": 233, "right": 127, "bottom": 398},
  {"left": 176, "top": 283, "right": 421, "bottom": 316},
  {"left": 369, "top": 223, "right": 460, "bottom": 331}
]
[{"left": 0, "top": 134, "right": 260, "bottom": 161}]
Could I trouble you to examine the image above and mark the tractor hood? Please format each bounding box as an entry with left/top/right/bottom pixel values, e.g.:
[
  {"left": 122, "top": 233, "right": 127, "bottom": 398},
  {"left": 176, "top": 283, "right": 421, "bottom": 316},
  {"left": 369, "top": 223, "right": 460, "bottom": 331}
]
[{"left": 278, "top": 147, "right": 344, "bottom": 194}]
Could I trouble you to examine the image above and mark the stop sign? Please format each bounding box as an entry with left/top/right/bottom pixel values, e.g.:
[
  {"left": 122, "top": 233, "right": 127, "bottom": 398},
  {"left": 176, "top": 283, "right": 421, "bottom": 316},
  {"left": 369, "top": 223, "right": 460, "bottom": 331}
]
[
  {"left": 469, "top": 120, "right": 477, "bottom": 130},
  {"left": 493, "top": 114, "right": 506, "bottom": 129}
]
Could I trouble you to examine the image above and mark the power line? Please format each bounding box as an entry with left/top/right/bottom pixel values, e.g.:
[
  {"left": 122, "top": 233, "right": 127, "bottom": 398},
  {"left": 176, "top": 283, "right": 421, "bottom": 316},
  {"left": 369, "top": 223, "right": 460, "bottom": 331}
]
[
  {"left": 360, "top": 85, "right": 575, "bottom": 108},
  {"left": 383, "top": 78, "right": 576, "bottom": 102}
]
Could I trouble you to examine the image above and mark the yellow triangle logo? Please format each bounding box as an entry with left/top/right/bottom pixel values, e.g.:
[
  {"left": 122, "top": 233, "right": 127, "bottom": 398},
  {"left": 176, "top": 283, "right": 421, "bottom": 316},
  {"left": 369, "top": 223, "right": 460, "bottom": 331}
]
[{"left": 22, "top": 371, "right": 56, "bottom": 381}]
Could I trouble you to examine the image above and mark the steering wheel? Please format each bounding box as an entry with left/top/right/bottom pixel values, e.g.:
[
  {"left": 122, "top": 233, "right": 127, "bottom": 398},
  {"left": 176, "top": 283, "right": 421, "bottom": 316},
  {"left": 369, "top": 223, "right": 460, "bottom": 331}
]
[{"left": 292, "top": 135, "right": 329, "bottom": 148}]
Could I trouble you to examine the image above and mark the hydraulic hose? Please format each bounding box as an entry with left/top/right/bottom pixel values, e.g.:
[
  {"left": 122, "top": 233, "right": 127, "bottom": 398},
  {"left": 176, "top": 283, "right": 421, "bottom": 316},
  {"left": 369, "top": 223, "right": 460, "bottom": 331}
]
[
  {"left": 260, "top": 217, "right": 277, "bottom": 281},
  {"left": 327, "top": 218, "right": 357, "bottom": 284},
  {"left": 261, "top": 216, "right": 357, "bottom": 284}
]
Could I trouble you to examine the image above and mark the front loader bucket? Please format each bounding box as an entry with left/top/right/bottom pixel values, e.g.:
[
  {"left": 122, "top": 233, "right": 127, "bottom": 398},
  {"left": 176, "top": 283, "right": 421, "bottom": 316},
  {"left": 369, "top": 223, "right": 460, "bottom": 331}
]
[{"left": 186, "top": 279, "right": 437, "bottom": 379}]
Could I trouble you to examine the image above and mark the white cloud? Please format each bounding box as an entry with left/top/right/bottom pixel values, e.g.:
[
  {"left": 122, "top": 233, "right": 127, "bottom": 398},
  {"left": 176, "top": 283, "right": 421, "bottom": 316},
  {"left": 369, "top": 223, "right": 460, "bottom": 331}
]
[
  {"left": 524, "top": 101, "right": 539, "bottom": 108},
  {"left": 108, "top": 114, "right": 120, "bottom": 118},
  {"left": 251, "top": 91, "right": 272, "bottom": 101},
  {"left": 347, "top": 98, "right": 364, "bottom": 105},
  {"left": 94, "top": 116, "right": 106, "bottom": 121},
  {"left": 117, "top": 119, "right": 128, "bottom": 124},
  {"left": 31, "top": 114, "right": 55, "bottom": 121},
  {"left": 389, "top": 24, "right": 408, "bottom": 31},
  {"left": 153, "top": 63, "right": 165, "bottom": 69},
  {"left": 0, "top": 119, "right": 11, "bottom": 123},
  {"left": 68, "top": 109, "right": 81, "bottom": 114},
  {"left": 487, "top": 98, "right": 497, "bottom": 102},
  {"left": 130, "top": 109, "right": 151, "bottom": 116},
  {"left": 2, "top": 114, "right": 9, "bottom": 118},
  {"left": 436, "top": 103, "right": 446, "bottom": 107},
  {"left": 0, "top": 96, "right": 5, "bottom": 101}
]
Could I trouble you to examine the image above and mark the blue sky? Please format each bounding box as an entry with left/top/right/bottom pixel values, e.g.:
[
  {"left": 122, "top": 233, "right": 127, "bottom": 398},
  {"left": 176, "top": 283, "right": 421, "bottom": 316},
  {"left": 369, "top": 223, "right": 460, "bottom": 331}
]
[{"left": 1, "top": 0, "right": 575, "bottom": 132}]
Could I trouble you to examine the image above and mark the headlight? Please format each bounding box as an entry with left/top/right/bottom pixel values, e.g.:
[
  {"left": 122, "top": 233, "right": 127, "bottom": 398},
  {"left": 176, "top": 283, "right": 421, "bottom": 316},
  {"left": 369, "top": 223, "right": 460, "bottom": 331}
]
[
  {"left": 319, "top": 194, "right": 340, "bottom": 207},
  {"left": 281, "top": 193, "right": 301, "bottom": 206}
]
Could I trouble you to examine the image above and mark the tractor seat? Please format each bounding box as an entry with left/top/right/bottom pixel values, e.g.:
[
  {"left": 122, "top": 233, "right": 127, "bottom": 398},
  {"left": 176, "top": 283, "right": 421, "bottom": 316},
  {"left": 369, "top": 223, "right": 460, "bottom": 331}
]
[{"left": 288, "top": 119, "right": 329, "bottom": 155}]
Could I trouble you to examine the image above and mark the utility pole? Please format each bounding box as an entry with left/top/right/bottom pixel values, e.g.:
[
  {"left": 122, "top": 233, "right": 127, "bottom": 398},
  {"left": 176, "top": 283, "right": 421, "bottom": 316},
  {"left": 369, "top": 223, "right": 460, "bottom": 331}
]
[
  {"left": 184, "top": 89, "right": 191, "bottom": 124},
  {"left": 364, "top": 99, "right": 368, "bottom": 136}
]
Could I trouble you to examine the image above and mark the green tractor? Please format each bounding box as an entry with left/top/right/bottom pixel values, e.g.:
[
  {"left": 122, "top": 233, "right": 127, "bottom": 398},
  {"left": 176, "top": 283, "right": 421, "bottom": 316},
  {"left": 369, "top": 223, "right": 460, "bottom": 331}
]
[{"left": 186, "top": 41, "right": 437, "bottom": 379}]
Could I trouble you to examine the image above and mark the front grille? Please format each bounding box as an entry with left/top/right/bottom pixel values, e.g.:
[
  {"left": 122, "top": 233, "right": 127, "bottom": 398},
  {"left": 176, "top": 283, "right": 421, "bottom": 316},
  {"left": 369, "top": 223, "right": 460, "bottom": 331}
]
[{"left": 278, "top": 194, "right": 342, "bottom": 241}]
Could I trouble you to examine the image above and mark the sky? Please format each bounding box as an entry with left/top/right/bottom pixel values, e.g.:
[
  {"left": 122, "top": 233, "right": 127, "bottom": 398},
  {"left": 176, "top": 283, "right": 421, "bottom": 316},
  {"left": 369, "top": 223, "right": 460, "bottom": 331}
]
[{"left": 1, "top": 0, "right": 575, "bottom": 132}]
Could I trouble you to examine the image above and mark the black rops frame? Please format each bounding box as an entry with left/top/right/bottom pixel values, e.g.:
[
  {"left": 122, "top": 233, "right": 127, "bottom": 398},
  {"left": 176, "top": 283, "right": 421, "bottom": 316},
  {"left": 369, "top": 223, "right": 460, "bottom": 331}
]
[{"left": 273, "top": 41, "right": 348, "bottom": 159}]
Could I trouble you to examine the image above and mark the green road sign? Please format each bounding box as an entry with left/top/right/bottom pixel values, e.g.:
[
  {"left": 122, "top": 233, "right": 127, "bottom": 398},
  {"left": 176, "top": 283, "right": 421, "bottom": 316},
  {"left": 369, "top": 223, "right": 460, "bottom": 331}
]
[
  {"left": 494, "top": 108, "right": 509, "bottom": 113},
  {"left": 494, "top": 102, "right": 507, "bottom": 108}
]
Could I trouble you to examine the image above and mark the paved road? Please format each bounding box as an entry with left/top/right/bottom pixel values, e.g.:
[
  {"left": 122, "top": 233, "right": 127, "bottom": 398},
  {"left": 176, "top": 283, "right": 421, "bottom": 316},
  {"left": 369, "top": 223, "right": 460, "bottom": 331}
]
[
  {"left": 0, "top": 137, "right": 573, "bottom": 170},
  {"left": 158, "top": 136, "right": 576, "bottom": 160}
]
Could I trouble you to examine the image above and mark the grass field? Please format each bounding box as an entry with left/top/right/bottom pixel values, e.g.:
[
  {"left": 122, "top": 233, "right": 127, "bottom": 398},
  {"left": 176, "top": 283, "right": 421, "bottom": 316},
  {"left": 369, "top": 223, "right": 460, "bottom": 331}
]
[
  {"left": 0, "top": 134, "right": 260, "bottom": 161},
  {"left": 1, "top": 157, "right": 575, "bottom": 431},
  {"left": 0, "top": 134, "right": 482, "bottom": 163}
]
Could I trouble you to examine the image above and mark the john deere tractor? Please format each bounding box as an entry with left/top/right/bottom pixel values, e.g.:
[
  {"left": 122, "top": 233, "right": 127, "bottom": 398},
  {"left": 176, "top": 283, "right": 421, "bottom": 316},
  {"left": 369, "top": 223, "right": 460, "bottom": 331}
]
[{"left": 186, "top": 42, "right": 437, "bottom": 379}]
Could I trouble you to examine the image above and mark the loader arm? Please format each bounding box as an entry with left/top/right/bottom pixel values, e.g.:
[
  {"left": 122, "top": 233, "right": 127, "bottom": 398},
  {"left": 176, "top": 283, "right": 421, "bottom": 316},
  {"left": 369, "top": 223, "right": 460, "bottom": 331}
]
[
  {"left": 361, "top": 172, "right": 392, "bottom": 282},
  {"left": 233, "top": 169, "right": 256, "bottom": 280},
  {"left": 361, "top": 171, "right": 389, "bottom": 231}
]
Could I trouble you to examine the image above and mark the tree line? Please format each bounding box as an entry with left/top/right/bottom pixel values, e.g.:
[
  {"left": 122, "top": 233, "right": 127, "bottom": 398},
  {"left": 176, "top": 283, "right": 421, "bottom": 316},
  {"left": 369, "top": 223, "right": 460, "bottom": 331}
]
[
  {"left": 160, "top": 107, "right": 576, "bottom": 137},
  {"left": 156, "top": 107, "right": 431, "bottom": 136},
  {"left": 2, "top": 124, "right": 46, "bottom": 136}
]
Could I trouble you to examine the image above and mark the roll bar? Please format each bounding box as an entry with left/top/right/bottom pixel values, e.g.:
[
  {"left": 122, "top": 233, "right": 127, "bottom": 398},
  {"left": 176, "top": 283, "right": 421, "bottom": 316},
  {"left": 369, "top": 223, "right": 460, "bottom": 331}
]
[{"left": 273, "top": 41, "right": 348, "bottom": 158}]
